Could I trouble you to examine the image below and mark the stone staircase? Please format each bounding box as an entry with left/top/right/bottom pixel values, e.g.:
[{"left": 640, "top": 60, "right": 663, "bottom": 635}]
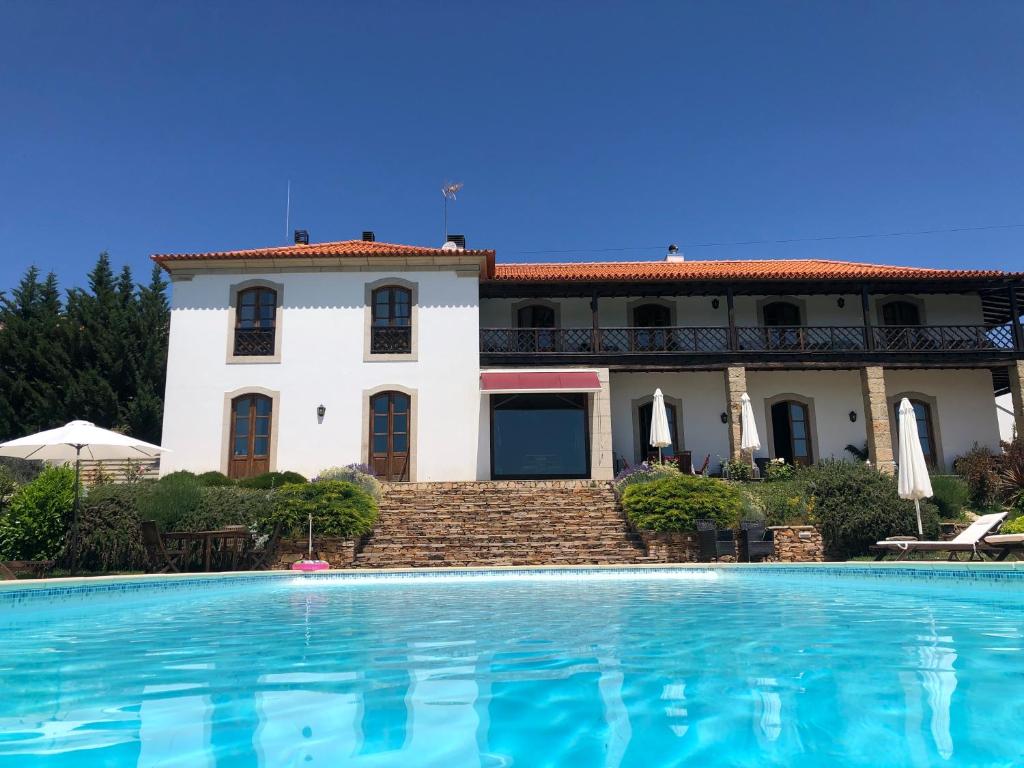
[{"left": 352, "top": 480, "right": 655, "bottom": 568}]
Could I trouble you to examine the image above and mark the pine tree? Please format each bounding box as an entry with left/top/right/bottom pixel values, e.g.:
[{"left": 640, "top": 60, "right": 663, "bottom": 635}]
[{"left": 123, "top": 265, "right": 169, "bottom": 443}]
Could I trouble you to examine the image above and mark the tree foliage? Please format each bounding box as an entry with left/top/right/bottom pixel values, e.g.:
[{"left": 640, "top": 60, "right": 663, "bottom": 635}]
[{"left": 0, "top": 256, "right": 169, "bottom": 444}]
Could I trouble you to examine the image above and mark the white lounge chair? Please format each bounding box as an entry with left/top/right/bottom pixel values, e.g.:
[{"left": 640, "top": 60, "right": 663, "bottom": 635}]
[{"left": 872, "top": 512, "right": 1008, "bottom": 561}]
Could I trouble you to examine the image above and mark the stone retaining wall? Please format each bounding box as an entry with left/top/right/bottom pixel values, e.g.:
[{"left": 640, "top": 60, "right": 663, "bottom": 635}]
[
  {"left": 272, "top": 537, "right": 359, "bottom": 569},
  {"left": 768, "top": 525, "right": 825, "bottom": 562}
]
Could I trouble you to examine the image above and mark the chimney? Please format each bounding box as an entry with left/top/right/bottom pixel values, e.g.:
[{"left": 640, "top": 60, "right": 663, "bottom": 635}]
[
  {"left": 446, "top": 233, "right": 467, "bottom": 250},
  {"left": 362, "top": 231, "right": 375, "bottom": 242},
  {"left": 665, "top": 243, "right": 684, "bottom": 262},
  {"left": 294, "top": 229, "right": 309, "bottom": 245}
]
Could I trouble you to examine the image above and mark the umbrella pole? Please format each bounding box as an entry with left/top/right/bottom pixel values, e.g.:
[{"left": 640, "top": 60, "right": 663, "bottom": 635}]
[{"left": 914, "top": 499, "right": 923, "bottom": 536}]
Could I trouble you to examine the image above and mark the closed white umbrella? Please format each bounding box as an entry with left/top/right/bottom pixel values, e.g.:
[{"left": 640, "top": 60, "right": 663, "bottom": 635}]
[
  {"left": 897, "top": 398, "right": 933, "bottom": 536},
  {"left": 740, "top": 393, "right": 761, "bottom": 472},
  {"left": 649, "top": 389, "right": 672, "bottom": 462},
  {"left": 0, "top": 420, "right": 170, "bottom": 524}
]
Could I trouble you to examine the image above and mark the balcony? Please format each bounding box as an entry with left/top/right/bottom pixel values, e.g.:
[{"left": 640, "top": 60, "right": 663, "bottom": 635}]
[
  {"left": 233, "top": 328, "right": 276, "bottom": 356},
  {"left": 371, "top": 325, "right": 413, "bottom": 354},
  {"left": 480, "top": 324, "right": 1018, "bottom": 365}
]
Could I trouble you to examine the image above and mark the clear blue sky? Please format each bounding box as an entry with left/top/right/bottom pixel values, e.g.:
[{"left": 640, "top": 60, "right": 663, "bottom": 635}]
[{"left": 1, "top": 1, "right": 1022, "bottom": 291}]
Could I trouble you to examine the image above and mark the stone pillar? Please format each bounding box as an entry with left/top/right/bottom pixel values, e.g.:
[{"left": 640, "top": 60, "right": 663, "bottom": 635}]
[
  {"left": 860, "top": 365, "right": 895, "bottom": 474},
  {"left": 724, "top": 366, "right": 747, "bottom": 460},
  {"left": 590, "top": 367, "right": 614, "bottom": 480},
  {"left": 1010, "top": 360, "right": 1024, "bottom": 441}
]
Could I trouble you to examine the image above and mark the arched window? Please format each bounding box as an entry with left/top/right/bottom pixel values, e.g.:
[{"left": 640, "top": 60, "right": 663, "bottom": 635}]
[
  {"left": 894, "top": 399, "right": 937, "bottom": 467},
  {"left": 369, "top": 391, "right": 411, "bottom": 481},
  {"left": 515, "top": 304, "right": 557, "bottom": 352},
  {"left": 638, "top": 401, "right": 680, "bottom": 461},
  {"left": 229, "top": 393, "right": 272, "bottom": 479},
  {"left": 762, "top": 301, "right": 802, "bottom": 327},
  {"left": 371, "top": 286, "right": 412, "bottom": 354},
  {"left": 881, "top": 300, "right": 922, "bottom": 326},
  {"left": 770, "top": 399, "right": 813, "bottom": 466},
  {"left": 234, "top": 287, "right": 277, "bottom": 356}
]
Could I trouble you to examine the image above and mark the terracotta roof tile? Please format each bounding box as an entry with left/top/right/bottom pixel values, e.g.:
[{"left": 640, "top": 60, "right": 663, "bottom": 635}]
[
  {"left": 489, "top": 258, "right": 1017, "bottom": 282},
  {"left": 152, "top": 239, "right": 495, "bottom": 264}
]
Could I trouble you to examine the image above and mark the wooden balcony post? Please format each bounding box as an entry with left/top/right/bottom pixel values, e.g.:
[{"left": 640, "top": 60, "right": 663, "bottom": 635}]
[
  {"left": 1010, "top": 361, "right": 1024, "bottom": 439},
  {"left": 726, "top": 288, "right": 737, "bottom": 351},
  {"left": 1009, "top": 282, "right": 1023, "bottom": 351},
  {"left": 590, "top": 291, "right": 600, "bottom": 352},
  {"left": 861, "top": 285, "right": 875, "bottom": 351}
]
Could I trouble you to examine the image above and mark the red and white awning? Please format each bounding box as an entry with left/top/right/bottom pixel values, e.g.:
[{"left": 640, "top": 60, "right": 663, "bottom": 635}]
[{"left": 479, "top": 370, "right": 602, "bottom": 394}]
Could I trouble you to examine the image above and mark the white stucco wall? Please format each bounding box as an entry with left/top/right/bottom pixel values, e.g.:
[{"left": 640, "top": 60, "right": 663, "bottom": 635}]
[
  {"left": 161, "top": 269, "right": 481, "bottom": 481},
  {"left": 884, "top": 368, "right": 1001, "bottom": 468},
  {"left": 745, "top": 369, "right": 868, "bottom": 463},
  {"left": 997, "top": 393, "right": 1017, "bottom": 443},
  {"left": 609, "top": 372, "right": 730, "bottom": 472}
]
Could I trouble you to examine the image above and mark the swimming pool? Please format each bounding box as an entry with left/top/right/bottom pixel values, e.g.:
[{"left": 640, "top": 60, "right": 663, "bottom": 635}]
[{"left": 2, "top": 565, "right": 1023, "bottom": 767}]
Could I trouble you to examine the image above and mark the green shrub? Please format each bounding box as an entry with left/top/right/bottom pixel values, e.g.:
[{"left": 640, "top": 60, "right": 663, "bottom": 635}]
[
  {"left": 176, "top": 486, "right": 273, "bottom": 532},
  {"left": 317, "top": 464, "right": 382, "bottom": 500},
  {"left": 930, "top": 475, "right": 970, "bottom": 520},
  {"left": 800, "top": 460, "right": 940, "bottom": 559},
  {"left": 0, "top": 466, "right": 76, "bottom": 560},
  {"left": 741, "top": 480, "right": 815, "bottom": 526},
  {"left": 238, "top": 471, "right": 308, "bottom": 490},
  {"left": 68, "top": 484, "right": 147, "bottom": 572},
  {"left": 764, "top": 459, "right": 796, "bottom": 483},
  {"left": 1000, "top": 515, "right": 1024, "bottom": 535},
  {"left": 722, "top": 459, "right": 753, "bottom": 481},
  {"left": 613, "top": 461, "right": 680, "bottom": 496},
  {"left": 953, "top": 443, "right": 1001, "bottom": 509},
  {"left": 0, "top": 465, "right": 18, "bottom": 513},
  {"left": 622, "top": 474, "right": 742, "bottom": 532},
  {"left": 196, "top": 471, "right": 235, "bottom": 487},
  {"left": 138, "top": 474, "right": 203, "bottom": 530},
  {"left": 266, "top": 480, "right": 377, "bottom": 538},
  {"left": 0, "top": 457, "right": 42, "bottom": 485}
]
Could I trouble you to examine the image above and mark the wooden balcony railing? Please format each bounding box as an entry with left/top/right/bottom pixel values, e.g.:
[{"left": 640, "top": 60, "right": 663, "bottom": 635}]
[
  {"left": 479, "top": 324, "right": 1018, "bottom": 356},
  {"left": 371, "top": 326, "right": 412, "bottom": 354},
  {"left": 233, "top": 328, "right": 276, "bottom": 356}
]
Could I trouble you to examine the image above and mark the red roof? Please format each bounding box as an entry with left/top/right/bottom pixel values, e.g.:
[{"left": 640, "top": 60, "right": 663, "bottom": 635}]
[
  {"left": 489, "top": 258, "right": 1016, "bottom": 282},
  {"left": 152, "top": 239, "right": 495, "bottom": 265}
]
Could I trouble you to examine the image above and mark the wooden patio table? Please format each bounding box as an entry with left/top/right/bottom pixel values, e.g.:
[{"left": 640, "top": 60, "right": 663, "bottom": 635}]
[{"left": 161, "top": 528, "right": 251, "bottom": 572}]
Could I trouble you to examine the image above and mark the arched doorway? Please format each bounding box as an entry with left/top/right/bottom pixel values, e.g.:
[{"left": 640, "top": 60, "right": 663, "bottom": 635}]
[
  {"left": 369, "top": 391, "right": 411, "bottom": 481},
  {"left": 769, "top": 399, "right": 813, "bottom": 466},
  {"left": 228, "top": 393, "right": 272, "bottom": 479}
]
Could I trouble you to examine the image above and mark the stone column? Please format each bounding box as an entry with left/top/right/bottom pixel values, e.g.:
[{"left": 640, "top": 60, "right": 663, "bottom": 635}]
[
  {"left": 724, "top": 366, "right": 747, "bottom": 460},
  {"left": 1010, "top": 360, "right": 1024, "bottom": 441},
  {"left": 590, "top": 367, "right": 614, "bottom": 480},
  {"left": 860, "top": 365, "right": 895, "bottom": 474}
]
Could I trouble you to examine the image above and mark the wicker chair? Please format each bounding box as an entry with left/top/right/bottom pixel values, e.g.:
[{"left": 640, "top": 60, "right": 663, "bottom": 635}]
[
  {"left": 695, "top": 518, "right": 736, "bottom": 562},
  {"left": 739, "top": 520, "right": 775, "bottom": 562}
]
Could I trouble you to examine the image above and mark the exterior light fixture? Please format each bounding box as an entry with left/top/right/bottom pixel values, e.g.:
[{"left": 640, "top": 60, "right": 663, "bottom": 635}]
[
  {"left": 712, "top": 298, "right": 720, "bottom": 309},
  {"left": 849, "top": 410, "right": 857, "bottom": 422},
  {"left": 317, "top": 404, "right": 326, "bottom": 421},
  {"left": 720, "top": 412, "right": 728, "bottom": 424},
  {"left": 837, "top": 297, "right": 846, "bottom": 308}
]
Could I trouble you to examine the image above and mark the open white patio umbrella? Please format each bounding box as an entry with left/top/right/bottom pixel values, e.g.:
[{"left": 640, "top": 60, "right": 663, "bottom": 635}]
[
  {"left": 740, "top": 393, "right": 761, "bottom": 470},
  {"left": 897, "top": 398, "right": 933, "bottom": 536},
  {"left": 649, "top": 389, "right": 672, "bottom": 463},
  {"left": 0, "top": 420, "right": 169, "bottom": 525}
]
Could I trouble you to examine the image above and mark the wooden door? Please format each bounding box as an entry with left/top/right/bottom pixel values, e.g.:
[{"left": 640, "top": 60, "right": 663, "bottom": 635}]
[
  {"left": 369, "top": 392, "right": 410, "bottom": 481},
  {"left": 229, "top": 394, "right": 272, "bottom": 479}
]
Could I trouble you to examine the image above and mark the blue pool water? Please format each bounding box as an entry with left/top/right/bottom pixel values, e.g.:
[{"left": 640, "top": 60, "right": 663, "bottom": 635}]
[{"left": 1, "top": 567, "right": 1023, "bottom": 767}]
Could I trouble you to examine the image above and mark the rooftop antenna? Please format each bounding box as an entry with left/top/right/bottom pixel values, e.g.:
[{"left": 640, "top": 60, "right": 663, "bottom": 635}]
[
  {"left": 441, "top": 181, "right": 463, "bottom": 242},
  {"left": 284, "top": 180, "right": 291, "bottom": 242}
]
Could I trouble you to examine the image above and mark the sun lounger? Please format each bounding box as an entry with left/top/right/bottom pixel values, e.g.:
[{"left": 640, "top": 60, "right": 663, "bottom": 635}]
[
  {"left": 981, "top": 533, "right": 1024, "bottom": 562},
  {"left": 872, "top": 512, "right": 1008, "bottom": 561}
]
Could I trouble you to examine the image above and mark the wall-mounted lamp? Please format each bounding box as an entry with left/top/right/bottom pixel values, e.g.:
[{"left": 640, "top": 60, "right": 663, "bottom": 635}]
[
  {"left": 837, "top": 297, "right": 846, "bottom": 308},
  {"left": 848, "top": 410, "right": 857, "bottom": 422},
  {"left": 317, "top": 404, "right": 326, "bottom": 423},
  {"left": 712, "top": 298, "right": 721, "bottom": 310},
  {"left": 720, "top": 412, "right": 729, "bottom": 424}
]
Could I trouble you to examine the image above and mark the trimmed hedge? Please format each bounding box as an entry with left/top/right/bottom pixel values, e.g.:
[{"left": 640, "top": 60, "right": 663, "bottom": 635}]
[
  {"left": 622, "top": 474, "right": 741, "bottom": 532},
  {"left": 196, "top": 471, "right": 234, "bottom": 487},
  {"left": 317, "top": 465, "right": 382, "bottom": 500},
  {"left": 238, "top": 471, "right": 308, "bottom": 490},
  {"left": 176, "top": 486, "right": 273, "bottom": 532},
  {"left": 265, "top": 480, "right": 378, "bottom": 538},
  {"left": 70, "top": 484, "right": 147, "bottom": 572}
]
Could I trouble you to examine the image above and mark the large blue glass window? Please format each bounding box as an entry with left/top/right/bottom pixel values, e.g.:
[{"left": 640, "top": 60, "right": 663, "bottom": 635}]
[{"left": 491, "top": 393, "right": 589, "bottom": 479}]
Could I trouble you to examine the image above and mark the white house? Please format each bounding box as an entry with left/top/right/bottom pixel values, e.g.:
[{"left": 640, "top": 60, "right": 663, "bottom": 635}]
[{"left": 156, "top": 234, "right": 1024, "bottom": 481}]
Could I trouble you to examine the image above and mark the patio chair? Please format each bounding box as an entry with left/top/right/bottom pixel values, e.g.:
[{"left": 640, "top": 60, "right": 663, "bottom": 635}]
[
  {"left": 0, "top": 562, "right": 16, "bottom": 580},
  {"left": 141, "top": 520, "right": 188, "bottom": 573},
  {"left": 695, "top": 518, "right": 736, "bottom": 562},
  {"left": 739, "top": 520, "right": 775, "bottom": 562},
  {"left": 246, "top": 523, "right": 284, "bottom": 570},
  {"left": 696, "top": 454, "right": 711, "bottom": 476},
  {"left": 871, "top": 512, "right": 1007, "bottom": 561}
]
